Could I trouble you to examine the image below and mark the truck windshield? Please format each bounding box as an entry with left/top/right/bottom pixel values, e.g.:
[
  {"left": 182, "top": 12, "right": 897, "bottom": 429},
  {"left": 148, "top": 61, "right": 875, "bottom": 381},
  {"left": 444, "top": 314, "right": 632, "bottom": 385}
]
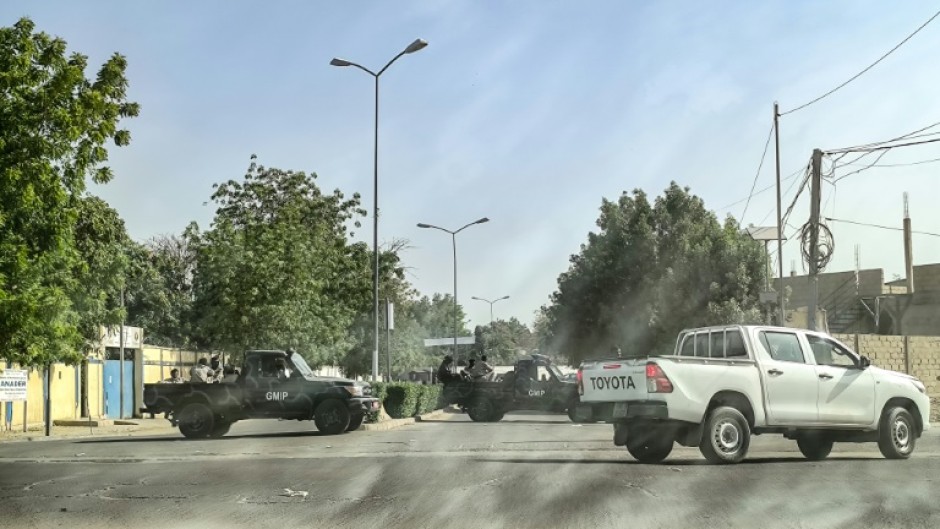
[
  {"left": 547, "top": 365, "right": 564, "bottom": 380},
  {"left": 289, "top": 354, "right": 314, "bottom": 377}
]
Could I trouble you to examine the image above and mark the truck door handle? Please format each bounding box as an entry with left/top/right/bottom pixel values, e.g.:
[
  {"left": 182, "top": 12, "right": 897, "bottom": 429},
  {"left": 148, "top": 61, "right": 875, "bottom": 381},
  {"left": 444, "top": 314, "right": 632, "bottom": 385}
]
[
  {"left": 818, "top": 373, "right": 834, "bottom": 380},
  {"left": 767, "top": 369, "right": 784, "bottom": 376}
]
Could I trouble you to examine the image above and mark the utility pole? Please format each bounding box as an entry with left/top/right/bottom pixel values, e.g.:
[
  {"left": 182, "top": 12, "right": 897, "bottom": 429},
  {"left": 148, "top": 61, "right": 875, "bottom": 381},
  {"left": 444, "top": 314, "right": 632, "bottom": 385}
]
[
  {"left": 903, "top": 192, "right": 915, "bottom": 294},
  {"left": 808, "top": 148, "right": 823, "bottom": 331},
  {"left": 119, "top": 287, "right": 125, "bottom": 420},
  {"left": 774, "top": 102, "right": 786, "bottom": 325}
]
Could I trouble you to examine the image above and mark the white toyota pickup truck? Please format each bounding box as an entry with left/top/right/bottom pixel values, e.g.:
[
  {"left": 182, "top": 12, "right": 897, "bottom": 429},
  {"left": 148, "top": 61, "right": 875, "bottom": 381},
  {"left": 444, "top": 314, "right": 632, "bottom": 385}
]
[{"left": 578, "top": 325, "right": 930, "bottom": 464}]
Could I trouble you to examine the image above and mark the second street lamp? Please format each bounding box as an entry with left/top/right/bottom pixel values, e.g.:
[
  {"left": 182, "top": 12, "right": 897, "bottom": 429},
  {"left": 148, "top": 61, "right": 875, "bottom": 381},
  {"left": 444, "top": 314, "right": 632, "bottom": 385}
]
[
  {"left": 417, "top": 217, "right": 489, "bottom": 363},
  {"left": 471, "top": 295, "right": 510, "bottom": 324},
  {"left": 331, "top": 38, "right": 427, "bottom": 382}
]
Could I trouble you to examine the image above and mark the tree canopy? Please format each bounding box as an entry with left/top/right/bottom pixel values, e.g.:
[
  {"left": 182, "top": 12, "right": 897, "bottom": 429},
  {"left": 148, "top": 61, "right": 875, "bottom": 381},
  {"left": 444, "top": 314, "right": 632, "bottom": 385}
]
[
  {"left": 0, "top": 18, "right": 139, "bottom": 365},
  {"left": 188, "top": 160, "right": 372, "bottom": 364},
  {"left": 541, "top": 183, "right": 767, "bottom": 363}
]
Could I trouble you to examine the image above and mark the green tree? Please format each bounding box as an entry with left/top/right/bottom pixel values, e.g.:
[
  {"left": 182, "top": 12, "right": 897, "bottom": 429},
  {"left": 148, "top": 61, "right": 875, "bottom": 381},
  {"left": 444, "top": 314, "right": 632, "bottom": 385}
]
[
  {"left": 189, "top": 159, "right": 370, "bottom": 364},
  {"left": 69, "top": 196, "right": 130, "bottom": 352},
  {"left": 0, "top": 18, "right": 139, "bottom": 365},
  {"left": 472, "top": 318, "right": 535, "bottom": 365},
  {"left": 125, "top": 232, "right": 197, "bottom": 347},
  {"left": 544, "top": 183, "right": 766, "bottom": 364}
]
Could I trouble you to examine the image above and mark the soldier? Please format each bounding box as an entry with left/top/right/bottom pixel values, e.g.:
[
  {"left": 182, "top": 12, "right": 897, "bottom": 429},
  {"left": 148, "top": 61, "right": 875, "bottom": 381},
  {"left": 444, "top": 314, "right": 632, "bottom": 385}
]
[{"left": 190, "top": 358, "right": 214, "bottom": 383}]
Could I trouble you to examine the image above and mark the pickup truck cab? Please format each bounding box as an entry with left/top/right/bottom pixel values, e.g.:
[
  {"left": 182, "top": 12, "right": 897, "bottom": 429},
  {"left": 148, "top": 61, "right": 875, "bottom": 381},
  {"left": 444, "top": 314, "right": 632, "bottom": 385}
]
[
  {"left": 143, "top": 349, "right": 379, "bottom": 438},
  {"left": 578, "top": 325, "right": 929, "bottom": 464}
]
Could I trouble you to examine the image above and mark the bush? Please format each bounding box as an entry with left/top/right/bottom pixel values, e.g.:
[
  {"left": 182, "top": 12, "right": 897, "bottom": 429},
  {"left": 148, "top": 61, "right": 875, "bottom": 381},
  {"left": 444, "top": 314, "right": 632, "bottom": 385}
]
[
  {"left": 383, "top": 382, "right": 421, "bottom": 419},
  {"left": 365, "top": 381, "right": 387, "bottom": 423},
  {"left": 416, "top": 384, "right": 443, "bottom": 415},
  {"left": 365, "top": 381, "right": 445, "bottom": 422}
]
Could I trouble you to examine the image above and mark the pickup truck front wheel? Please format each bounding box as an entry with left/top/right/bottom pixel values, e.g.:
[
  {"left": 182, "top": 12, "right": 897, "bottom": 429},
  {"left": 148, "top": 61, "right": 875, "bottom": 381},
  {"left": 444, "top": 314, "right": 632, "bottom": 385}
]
[
  {"left": 178, "top": 403, "right": 214, "bottom": 439},
  {"left": 878, "top": 407, "right": 916, "bottom": 459},
  {"left": 700, "top": 406, "right": 750, "bottom": 464},
  {"left": 315, "top": 399, "right": 351, "bottom": 435},
  {"left": 346, "top": 413, "right": 364, "bottom": 432}
]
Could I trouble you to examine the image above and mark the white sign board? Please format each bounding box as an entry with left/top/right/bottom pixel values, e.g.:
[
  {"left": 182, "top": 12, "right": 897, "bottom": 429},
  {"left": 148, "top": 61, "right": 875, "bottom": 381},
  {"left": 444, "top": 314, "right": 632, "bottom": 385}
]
[
  {"left": 424, "top": 337, "right": 475, "bottom": 347},
  {"left": 0, "top": 369, "right": 28, "bottom": 401},
  {"left": 99, "top": 326, "right": 144, "bottom": 349}
]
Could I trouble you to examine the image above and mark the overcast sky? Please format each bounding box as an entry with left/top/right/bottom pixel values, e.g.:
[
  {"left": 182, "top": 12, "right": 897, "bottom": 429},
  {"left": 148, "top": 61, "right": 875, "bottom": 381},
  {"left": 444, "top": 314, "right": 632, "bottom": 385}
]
[{"left": 4, "top": 1, "right": 940, "bottom": 330}]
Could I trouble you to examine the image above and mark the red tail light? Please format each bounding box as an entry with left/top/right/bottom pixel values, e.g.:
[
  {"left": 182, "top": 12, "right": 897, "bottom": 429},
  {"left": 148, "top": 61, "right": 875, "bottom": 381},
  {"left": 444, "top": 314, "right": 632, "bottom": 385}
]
[
  {"left": 646, "top": 362, "right": 673, "bottom": 393},
  {"left": 576, "top": 369, "right": 584, "bottom": 396}
]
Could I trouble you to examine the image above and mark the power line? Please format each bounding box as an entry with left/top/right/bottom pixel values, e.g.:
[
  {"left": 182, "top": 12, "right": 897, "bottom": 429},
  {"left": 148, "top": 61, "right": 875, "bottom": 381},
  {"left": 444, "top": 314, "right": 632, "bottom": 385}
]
[
  {"left": 841, "top": 155, "right": 940, "bottom": 168},
  {"left": 740, "top": 121, "right": 775, "bottom": 223},
  {"left": 758, "top": 165, "right": 806, "bottom": 225},
  {"left": 831, "top": 149, "right": 892, "bottom": 183},
  {"left": 780, "top": 7, "right": 940, "bottom": 116},
  {"left": 827, "top": 136, "right": 940, "bottom": 154},
  {"left": 717, "top": 167, "right": 804, "bottom": 212},
  {"left": 825, "top": 216, "right": 940, "bottom": 237}
]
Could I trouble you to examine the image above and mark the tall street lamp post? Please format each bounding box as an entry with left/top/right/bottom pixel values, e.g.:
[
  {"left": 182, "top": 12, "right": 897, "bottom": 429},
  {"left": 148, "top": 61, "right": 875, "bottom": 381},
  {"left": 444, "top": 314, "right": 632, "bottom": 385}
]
[
  {"left": 471, "top": 295, "right": 510, "bottom": 324},
  {"left": 331, "top": 39, "right": 427, "bottom": 382},
  {"left": 417, "top": 218, "right": 490, "bottom": 363}
]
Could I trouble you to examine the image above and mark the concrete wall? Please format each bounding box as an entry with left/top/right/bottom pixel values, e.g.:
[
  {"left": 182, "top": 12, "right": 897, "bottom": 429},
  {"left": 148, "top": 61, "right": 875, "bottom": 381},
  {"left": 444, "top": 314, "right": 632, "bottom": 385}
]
[
  {"left": 834, "top": 333, "right": 940, "bottom": 421},
  {"left": 913, "top": 264, "right": 940, "bottom": 293},
  {"left": 775, "top": 269, "right": 884, "bottom": 310},
  {"left": 2, "top": 363, "right": 81, "bottom": 431}
]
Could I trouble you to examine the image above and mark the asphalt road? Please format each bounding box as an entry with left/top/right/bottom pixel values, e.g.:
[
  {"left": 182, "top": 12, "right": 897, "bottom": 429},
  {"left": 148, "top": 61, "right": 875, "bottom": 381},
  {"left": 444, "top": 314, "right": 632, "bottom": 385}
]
[{"left": 1, "top": 411, "right": 939, "bottom": 529}]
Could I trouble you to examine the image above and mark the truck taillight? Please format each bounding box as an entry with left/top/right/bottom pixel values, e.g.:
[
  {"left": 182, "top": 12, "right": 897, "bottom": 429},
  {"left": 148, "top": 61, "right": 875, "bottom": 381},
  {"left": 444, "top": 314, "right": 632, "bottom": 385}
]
[
  {"left": 576, "top": 369, "right": 584, "bottom": 396},
  {"left": 646, "top": 363, "right": 673, "bottom": 393}
]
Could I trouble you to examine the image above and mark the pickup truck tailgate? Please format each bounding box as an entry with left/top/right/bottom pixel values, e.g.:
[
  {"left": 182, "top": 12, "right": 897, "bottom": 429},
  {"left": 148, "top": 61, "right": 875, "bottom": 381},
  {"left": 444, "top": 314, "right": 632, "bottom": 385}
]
[{"left": 579, "top": 359, "right": 648, "bottom": 402}]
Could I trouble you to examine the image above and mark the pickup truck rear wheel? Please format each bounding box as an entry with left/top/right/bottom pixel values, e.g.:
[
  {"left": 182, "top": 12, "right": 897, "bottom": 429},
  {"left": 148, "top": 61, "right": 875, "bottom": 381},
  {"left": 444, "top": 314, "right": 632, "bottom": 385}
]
[
  {"left": 625, "top": 432, "right": 674, "bottom": 463},
  {"left": 467, "top": 398, "right": 496, "bottom": 422},
  {"left": 178, "top": 403, "right": 214, "bottom": 439},
  {"left": 700, "top": 406, "right": 750, "bottom": 464},
  {"left": 796, "top": 434, "right": 833, "bottom": 460},
  {"left": 346, "top": 413, "right": 364, "bottom": 432},
  {"left": 878, "top": 406, "right": 916, "bottom": 459},
  {"left": 314, "top": 399, "right": 351, "bottom": 435}
]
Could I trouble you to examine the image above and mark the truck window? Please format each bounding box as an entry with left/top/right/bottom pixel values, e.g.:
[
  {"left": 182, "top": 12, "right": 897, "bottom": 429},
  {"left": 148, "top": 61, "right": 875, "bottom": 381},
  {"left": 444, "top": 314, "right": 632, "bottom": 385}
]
[
  {"left": 758, "top": 331, "right": 805, "bottom": 363},
  {"left": 725, "top": 329, "right": 747, "bottom": 358},
  {"left": 694, "top": 333, "right": 709, "bottom": 357},
  {"left": 679, "top": 335, "right": 694, "bottom": 356},
  {"left": 536, "top": 366, "right": 551, "bottom": 382},
  {"left": 709, "top": 331, "right": 725, "bottom": 358},
  {"left": 806, "top": 335, "right": 857, "bottom": 368}
]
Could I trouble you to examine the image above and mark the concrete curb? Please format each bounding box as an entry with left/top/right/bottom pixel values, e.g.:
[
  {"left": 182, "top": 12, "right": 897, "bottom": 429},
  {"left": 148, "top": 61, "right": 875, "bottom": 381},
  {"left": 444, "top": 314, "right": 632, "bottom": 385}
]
[
  {"left": 359, "top": 408, "right": 450, "bottom": 432},
  {"left": 0, "top": 421, "right": 176, "bottom": 444}
]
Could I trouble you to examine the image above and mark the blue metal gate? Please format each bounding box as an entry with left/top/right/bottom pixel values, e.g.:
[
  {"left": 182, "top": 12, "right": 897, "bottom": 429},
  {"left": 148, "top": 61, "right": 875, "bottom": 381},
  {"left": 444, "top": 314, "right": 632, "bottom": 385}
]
[{"left": 103, "top": 360, "right": 133, "bottom": 418}]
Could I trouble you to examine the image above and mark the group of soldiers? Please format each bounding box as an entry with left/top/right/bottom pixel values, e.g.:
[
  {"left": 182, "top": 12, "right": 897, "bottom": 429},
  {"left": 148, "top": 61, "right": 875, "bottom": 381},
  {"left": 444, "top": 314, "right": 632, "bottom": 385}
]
[
  {"left": 161, "top": 355, "right": 238, "bottom": 384},
  {"left": 436, "top": 354, "right": 494, "bottom": 383}
]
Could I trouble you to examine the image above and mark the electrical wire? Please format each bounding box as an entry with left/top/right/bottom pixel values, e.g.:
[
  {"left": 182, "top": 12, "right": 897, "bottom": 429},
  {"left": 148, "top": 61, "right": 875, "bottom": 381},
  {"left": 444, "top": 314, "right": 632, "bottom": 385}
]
[
  {"left": 831, "top": 149, "right": 892, "bottom": 183},
  {"left": 751, "top": 162, "right": 810, "bottom": 226},
  {"left": 780, "top": 8, "right": 940, "bottom": 116},
  {"left": 824, "top": 217, "right": 940, "bottom": 237},
  {"left": 715, "top": 166, "right": 804, "bottom": 212},
  {"left": 841, "top": 155, "right": 940, "bottom": 168},
  {"left": 740, "top": 122, "right": 775, "bottom": 223},
  {"left": 827, "top": 136, "right": 940, "bottom": 154}
]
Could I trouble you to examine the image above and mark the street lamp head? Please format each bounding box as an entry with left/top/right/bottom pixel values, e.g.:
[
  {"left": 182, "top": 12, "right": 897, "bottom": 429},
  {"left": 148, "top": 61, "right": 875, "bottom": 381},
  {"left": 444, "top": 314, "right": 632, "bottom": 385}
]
[
  {"left": 403, "top": 39, "right": 428, "bottom": 54},
  {"left": 500, "top": 295, "right": 510, "bottom": 301},
  {"left": 474, "top": 217, "right": 490, "bottom": 225},
  {"left": 416, "top": 223, "right": 432, "bottom": 229},
  {"left": 330, "top": 58, "right": 353, "bottom": 67},
  {"left": 471, "top": 296, "right": 482, "bottom": 301}
]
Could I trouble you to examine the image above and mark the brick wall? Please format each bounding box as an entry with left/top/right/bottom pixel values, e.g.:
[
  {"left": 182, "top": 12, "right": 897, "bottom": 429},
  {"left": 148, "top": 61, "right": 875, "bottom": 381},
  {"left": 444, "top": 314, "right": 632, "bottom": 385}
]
[{"left": 834, "top": 333, "right": 940, "bottom": 421}]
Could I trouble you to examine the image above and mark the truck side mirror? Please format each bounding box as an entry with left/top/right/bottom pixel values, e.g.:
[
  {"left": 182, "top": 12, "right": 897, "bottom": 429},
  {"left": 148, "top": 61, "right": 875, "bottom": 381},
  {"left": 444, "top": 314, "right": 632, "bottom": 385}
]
[{"left": 859, "top": 356, "right": 871, "bottom": 369}]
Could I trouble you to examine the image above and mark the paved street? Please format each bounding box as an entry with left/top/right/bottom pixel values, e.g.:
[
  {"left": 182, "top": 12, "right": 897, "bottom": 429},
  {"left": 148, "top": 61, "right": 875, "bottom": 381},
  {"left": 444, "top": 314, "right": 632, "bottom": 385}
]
[{"left": 1, "top": 411, "right": 939, "bottom": 529}]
